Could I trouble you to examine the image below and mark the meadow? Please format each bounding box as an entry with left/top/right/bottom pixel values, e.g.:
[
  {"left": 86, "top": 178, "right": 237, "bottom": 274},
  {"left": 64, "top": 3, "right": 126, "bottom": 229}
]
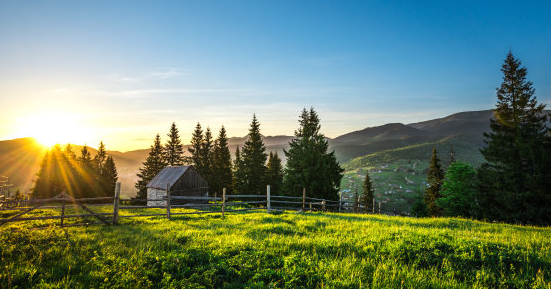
[{"left": 1, "top": 210, "right": 551, "bottom": 288}]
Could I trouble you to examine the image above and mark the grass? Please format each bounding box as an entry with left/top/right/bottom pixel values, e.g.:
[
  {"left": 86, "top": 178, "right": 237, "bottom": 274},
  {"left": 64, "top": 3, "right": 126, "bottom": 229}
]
[{"left": 1, "top": 209, "right": 551, "bottom": 288}]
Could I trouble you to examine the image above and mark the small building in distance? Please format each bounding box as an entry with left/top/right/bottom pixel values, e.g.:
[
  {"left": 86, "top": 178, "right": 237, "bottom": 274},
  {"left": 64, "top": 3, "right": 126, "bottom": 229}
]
[{"left": 146, "top": 166, "right": 208, "bottom": 207}]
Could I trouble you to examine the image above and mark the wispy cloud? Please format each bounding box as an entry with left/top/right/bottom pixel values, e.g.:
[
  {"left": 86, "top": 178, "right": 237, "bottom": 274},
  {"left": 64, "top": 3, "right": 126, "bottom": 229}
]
[{"left": 149, "top": 68, "right": 189, "bottom": 79}]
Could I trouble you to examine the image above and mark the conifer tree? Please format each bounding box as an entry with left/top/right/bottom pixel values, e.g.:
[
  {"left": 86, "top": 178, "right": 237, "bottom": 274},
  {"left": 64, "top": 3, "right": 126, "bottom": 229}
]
[
  {"left": 479, "top": 52, "right": 551, "bottom": 224},
  {"left": 283, "top": 108, "right": 343, "bottom": 200},
  {"left": 201, "top": 127, "right": 214, "bottom": 189},
  {"left": 93, "top": 141, "right": 107, "bottom": 174},
  {"left": 163, "top": 122, "right": 184, "bottom": 166},
  {"left": 362, "top": 171, "right": 375, "bottom": 213},
  {"left": 240, "top": 115, "right": 268, "bottom": 194},
  {"left": 212, "top": 126, "right": 233, "bottom": 195},
  {"left": 64, "top": 144, "right": 77, "bottom": 161},
  {"left": 102, "top": 156, "right": 118, "bottom": 197},
  {"left": 424, "top": 147, "right": 444, "bottom": 217},
  {"left": 78, "top": 145, "right": 93, "bottom": 170},
  {"left": 233, "top": 146, "right": 247, "bottom": 194},
  {"left": 188, "top": 123, "right": 204, "bottom": 170},
  {"left": 266, "top": 151, "right": 283, "bottom": 194},
  {"left": 33, "top": 145, "right": 66, "bottom": 198},
  {"left": 135, "top": 134, "right": 166, "bottom": 202},
  {"left": 77, "top": 145, "right": 96, "bottom": 197}
]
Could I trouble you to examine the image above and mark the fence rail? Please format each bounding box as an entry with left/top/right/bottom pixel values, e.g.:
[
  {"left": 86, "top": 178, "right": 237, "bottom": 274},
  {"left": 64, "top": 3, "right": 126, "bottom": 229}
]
[{"left": 1, "top": 183, "right": 404, "bottom": 229}]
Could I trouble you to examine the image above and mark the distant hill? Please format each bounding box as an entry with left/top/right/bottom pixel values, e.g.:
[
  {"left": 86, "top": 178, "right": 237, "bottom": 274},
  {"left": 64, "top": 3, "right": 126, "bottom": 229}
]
[
  {"left": 3, "top": 109, "right": 548, "bottom": 197},
  {"left": 332, "top": 123, "right": 424, "bottom": 145}
]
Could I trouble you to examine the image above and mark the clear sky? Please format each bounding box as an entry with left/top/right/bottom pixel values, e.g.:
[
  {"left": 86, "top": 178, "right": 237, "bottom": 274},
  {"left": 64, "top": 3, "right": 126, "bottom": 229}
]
[{"left": 1, "top": 0, "right": 550, "bottom": 151}]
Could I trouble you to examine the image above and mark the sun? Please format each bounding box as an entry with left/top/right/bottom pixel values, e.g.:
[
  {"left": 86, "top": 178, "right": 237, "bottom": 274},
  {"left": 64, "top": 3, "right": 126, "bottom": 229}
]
[{"left": 19, "top": 112, "right": 91, "bottom": 148}]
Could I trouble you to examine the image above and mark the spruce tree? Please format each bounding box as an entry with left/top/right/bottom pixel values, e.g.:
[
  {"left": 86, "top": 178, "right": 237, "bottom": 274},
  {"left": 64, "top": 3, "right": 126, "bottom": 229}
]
[
  {"left": 424, "top": 147, "right": 444, "bottom": 217},
  {"left": 212, "top": 126, "right": 233, "bottom": 195},
  {"left": 240, "top": 115, "right": 268, "bottom": 194},
  {"left": 135, "top": 134, "right": 166, "bottom": 202},
  {"left": 232, "top": 146, "right": 246, "bottom": 194},
  {"left": 93, "top": 141, "right": 107, "bottom": 174},
  {"left": 201, "top": 127, "right": 214, "bottom": 190},
  {"left": 163, "top": 122, "right": 184, "bottom": 166},
  {"left": 283, "top": 108, "right": 343, "bottom": 200},
  {"left": 188, "top": 123, "right": 204, "bottom": 171},
  {"left": 77, "top": 145, "right": 96, "bottom": 197},
  {"left": 266, "top": 151, "right": 283, "bottom": 194},
  {"left": 102, "top": 156, "right": 118, "bottom": 197},
  {"left": 33, "top": 145, "right": 66, "bottom": 198},
  {"left": 362, "top": 171, "right": 375, "bottom": 213},
  {"left": 479, "top": 52, "right": 551, "bottom": 224}
]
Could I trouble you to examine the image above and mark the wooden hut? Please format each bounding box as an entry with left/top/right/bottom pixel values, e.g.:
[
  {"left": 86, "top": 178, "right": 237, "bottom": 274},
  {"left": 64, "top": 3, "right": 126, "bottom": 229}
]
[{"left": 146, "top": 166, "right": 208, "bottom": 206}]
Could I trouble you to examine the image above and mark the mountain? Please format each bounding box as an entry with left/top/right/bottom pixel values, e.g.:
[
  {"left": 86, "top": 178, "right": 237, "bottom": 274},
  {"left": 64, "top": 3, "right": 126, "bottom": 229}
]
[
  {"left": 332, "top": 123, "right": 424, "bottom": 145},
  {"left": 3, "top": 109, "right": 547, "bottom": 198}
]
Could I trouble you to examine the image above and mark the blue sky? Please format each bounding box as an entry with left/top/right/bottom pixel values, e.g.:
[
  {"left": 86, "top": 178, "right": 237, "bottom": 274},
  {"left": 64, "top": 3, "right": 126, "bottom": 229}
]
[{"left": 1, "top": 1, "right": 550, "bottom": 150}]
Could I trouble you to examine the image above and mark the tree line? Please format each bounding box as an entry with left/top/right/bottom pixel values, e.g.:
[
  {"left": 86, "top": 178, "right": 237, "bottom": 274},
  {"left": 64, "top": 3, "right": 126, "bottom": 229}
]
[
  {"left": 415, "top": 52, "right": 551, "bottom": 225},
  {"left": 33, "top": 142, "right": 118, "bottom": 199},
  {"left": 135, "top": 108, "right": 344, "bottom": 201}
]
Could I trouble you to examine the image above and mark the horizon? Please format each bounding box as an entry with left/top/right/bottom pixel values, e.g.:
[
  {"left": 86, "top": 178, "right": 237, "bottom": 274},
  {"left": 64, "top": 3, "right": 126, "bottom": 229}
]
[{"left": 1, "top": 1, "right": 550, "bottom": 151}]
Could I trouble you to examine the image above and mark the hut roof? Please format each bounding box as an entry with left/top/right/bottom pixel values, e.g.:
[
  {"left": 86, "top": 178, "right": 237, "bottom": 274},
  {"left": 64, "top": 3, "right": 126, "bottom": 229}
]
[{"left": 146, "top": 166, "right": 191, "bottom": 189}]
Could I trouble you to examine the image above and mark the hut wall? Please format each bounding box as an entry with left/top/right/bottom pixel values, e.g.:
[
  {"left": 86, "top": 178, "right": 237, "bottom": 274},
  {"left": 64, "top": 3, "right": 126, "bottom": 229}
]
[
  {"left": 147, "top": 188, "right": 167, "bottom": 206},
  {"left": 171, "top": 169, "right": 208, "bottom": 202}
]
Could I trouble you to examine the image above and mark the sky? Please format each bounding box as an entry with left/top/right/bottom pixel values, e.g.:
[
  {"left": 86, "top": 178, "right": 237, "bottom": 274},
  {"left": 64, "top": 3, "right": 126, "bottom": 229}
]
[{"left": 1, "top": 0, "right": 550, "bottom": 151}]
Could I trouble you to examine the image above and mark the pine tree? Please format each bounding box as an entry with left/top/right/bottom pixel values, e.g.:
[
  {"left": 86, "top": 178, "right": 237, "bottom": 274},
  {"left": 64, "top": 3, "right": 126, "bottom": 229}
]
[
  {"left": 33, "top": 145, "right": 66, "bottom": 198},
  {"left": 163, "top": 122, "right": 184, "bottom": 166},
  {"left": 212, "top": 126, "right": 233, "bottom": 195},
  {"left": 240, "top": 115, "right": 268, "bottom": 194},
  {"left": 188, "top": 123, "right": 204, "bottom": 170},
  {"left": 93, "top": 141, "right": 107, "bottom": 174},
  {"left": 424, "top": 147, "right": 444, "bottom": 217},
  {"left": 283, "top": 108, "right": 344, "bottom": 200},
  {"left": 77, "top": 145, "right": 96, "bottom": 197},
  {"left": 201, "top": 127, "right": 214, "bottom": 191},
  {"left": 266, "top": 151, "right": 283, "bottom": 194},
  {"left": 233, "top": 146, "right": 247, "bottom": 194},
  {"left": 64, "top": 144, "right": 77, "bottom": 161},
  {"left": 362, "top": 171, "right": 375, "bottom": 213},
  {"left": 479, "top": 52, "right": 551, "bottom": 224},
  {"left": 102, "top": 156, "right": 118, "bottom": 197},
  {"left": 135, "top": 134, "right": 166, "bottom": 202}
]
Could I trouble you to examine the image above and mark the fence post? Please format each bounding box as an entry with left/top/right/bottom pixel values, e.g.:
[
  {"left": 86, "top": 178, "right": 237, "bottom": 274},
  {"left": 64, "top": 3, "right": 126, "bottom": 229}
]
[
  {"left": 339, "top": 193, "right": 342, "bottom": 213},
  {"left": 309, "top": 202, "right": 312, "bottom": 211},
  {"left": 322, "top": 199, "right": 326, "bottom": 211},
  {"left": 222, "top": 188, "right": 226, "bottom": 217},
  {"left": 266, "top": 185, "right": 271, "bottom": 213},
  {"left": 378, "top": 201, "right": 381, "bottom": 214},
  {"left": 373, "top": 198, "right": 375, "bottom": 214},
  {"left": 113, "top": 182, "right": 121, "bottom": 224},
  {"left": 302, "top": 188, "right": 306, "bottom": 212},
  {"left": 214, "top": 192, "right": 217, "bottom": 205},
  {"left": 166, "top": 182, "right": 171, "bottom": 220}
]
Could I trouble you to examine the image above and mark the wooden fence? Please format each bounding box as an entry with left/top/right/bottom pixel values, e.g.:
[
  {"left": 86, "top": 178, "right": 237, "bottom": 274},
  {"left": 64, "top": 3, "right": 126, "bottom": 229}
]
[{"left": 0, "top": 182, "right": 397, "bottom": 228}]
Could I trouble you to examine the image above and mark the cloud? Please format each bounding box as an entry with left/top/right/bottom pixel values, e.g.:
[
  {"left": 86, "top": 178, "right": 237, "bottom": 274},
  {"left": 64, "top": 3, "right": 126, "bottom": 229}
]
[{"left": 149, "top": 68, "right": 189, "bottom": 79}]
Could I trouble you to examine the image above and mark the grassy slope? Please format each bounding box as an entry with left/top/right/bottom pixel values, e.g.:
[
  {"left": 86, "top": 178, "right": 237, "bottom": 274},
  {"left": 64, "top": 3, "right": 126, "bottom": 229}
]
[{"left": 1, "top": 211, "right": 551, "bottom": 288}]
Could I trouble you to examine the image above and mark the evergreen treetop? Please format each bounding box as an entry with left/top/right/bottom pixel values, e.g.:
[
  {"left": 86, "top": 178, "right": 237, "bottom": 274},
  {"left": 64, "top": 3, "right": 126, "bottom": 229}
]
[
  {"left": 424, "top": 146, "right": 444, "bottom": 217},
  {"left": 135, "top": 134, "right": 166, "bottom": 201},
  {"left": 163, "top": 122, "right": 184, "bottom": 166},
  {"left": 283, "top": 108, "right": 343, "bottom": 200},
  {"left": 240, "top": 114, "right": 268, "bottom": 194}
]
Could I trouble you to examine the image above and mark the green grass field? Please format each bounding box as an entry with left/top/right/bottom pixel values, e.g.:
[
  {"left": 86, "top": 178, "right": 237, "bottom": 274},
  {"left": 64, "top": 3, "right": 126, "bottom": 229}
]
[{"left": 1, "top": 210, "right": 551, "bottom": 288}]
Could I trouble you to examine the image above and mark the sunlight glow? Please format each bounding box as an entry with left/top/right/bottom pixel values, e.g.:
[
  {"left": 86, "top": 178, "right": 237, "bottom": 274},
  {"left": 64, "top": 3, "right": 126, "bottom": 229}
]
[{"left": 18, "top": 112, "right": 91, "bottom": 148}]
